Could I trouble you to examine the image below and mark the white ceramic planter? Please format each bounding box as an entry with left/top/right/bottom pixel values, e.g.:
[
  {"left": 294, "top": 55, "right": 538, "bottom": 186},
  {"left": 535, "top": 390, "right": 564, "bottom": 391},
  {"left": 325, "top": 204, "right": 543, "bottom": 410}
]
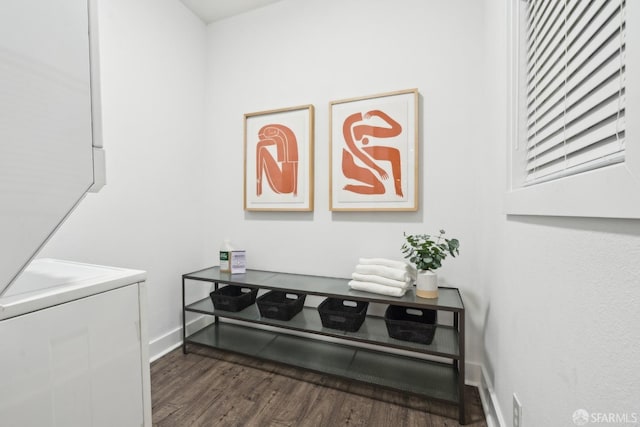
[{"left": 416, "top": 270, "right": 438, "bottom": 299}]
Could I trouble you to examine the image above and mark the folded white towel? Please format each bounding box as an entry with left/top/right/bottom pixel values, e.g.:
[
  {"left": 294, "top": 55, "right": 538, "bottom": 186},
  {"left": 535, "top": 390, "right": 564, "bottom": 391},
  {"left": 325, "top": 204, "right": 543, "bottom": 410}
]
[
  {"left": 358, "top": 258, "right": 409, "bottom": 271},
  {"left": 354, "top": 264, "right": 409, "bottom": 282},
  {"left": 348, "top": 280, "right": 407, "bottom": 297},
  {"left": 351, "top": 272, "right": 410, "bottom": 289}
]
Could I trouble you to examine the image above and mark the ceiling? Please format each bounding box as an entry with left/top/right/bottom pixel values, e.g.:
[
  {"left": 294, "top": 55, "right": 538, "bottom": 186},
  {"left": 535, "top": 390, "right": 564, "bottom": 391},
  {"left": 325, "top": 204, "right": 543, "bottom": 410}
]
[{"left": 180, "top": 0, "right": 284, "bottom": 23}]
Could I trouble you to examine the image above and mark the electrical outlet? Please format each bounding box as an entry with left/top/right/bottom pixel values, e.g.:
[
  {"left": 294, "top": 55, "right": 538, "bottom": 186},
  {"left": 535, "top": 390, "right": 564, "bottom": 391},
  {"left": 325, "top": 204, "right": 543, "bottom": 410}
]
[{"left": 513, "top": 394, "right": 523, "bottom": 427}]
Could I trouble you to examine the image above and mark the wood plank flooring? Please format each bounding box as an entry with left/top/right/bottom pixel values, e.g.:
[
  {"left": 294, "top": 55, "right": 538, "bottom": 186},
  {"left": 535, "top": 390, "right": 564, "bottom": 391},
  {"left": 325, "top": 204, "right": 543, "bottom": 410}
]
[{"left": 152, "top": 346, "right": 487, "bottom": 427}]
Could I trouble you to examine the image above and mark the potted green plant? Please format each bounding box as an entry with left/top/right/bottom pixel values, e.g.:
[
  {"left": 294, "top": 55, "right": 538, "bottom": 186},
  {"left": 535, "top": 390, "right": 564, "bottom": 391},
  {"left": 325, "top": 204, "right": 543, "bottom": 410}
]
[{"left": 401, "top": 230, "right": 460, "bottom": 298}]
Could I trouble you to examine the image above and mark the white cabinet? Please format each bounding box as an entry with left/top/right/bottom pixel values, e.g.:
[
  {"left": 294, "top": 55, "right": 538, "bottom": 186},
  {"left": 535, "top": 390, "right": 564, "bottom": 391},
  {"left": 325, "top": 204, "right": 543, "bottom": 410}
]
[{"left": 0, "top": 259, "right": 151, "bottom": 427}]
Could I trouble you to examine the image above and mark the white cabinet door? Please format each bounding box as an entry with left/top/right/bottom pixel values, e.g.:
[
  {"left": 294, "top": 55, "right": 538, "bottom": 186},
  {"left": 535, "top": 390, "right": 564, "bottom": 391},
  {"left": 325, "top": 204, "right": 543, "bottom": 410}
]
[{"left": 0, "top": 284, "right": 147, "bottom": 427}]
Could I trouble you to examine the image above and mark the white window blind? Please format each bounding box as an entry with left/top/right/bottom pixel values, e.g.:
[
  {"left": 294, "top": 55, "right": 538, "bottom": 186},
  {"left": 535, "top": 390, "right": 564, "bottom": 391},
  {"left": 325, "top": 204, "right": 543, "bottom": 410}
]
[{"left": 524, "top": 0, "right": 626, "bottom": 186}]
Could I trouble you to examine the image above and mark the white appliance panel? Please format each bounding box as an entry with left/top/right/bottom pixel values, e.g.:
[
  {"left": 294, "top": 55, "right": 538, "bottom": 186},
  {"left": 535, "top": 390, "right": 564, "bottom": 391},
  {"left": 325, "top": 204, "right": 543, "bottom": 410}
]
[
  {"left": 0, "top": 261, "right": 150, "bottom": 427},
  {"left": 0, "top": 0, "right": 97, "bottom": 294}
]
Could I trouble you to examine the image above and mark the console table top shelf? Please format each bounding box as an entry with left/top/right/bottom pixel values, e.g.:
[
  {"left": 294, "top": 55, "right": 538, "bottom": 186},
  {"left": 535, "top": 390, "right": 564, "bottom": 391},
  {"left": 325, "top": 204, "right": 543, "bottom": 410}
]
[{"left": 183, "top": 267, "right": 463, "bottom": 311}]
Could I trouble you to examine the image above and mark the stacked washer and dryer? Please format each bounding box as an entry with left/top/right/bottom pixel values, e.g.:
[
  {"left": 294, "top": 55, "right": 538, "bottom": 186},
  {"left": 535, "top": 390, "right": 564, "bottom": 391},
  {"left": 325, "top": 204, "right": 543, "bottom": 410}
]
[{"left": 0, "top": 1, "right": 151, "bottom": 426}]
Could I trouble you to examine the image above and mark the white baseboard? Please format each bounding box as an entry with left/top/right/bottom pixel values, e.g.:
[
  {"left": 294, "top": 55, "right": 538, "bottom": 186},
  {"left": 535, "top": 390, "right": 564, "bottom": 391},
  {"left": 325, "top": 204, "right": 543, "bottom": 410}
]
[
  {"left": 464, "top": 362, "right": 500, "bottom": 427},
  {"left": 149, "top": 331, "right": 181, "bottom": 363},
  {"left": 465, "top": 361, "right": 482, "bottom": 386},
  {"left": 149, "top": 315, "right": 212, "bottom": 362},
  {"left": 476, "top": 365, "right": 507, "bottom": 427},
  {"left": 149, "top": 321, "right": 506, "bottom": 427}
]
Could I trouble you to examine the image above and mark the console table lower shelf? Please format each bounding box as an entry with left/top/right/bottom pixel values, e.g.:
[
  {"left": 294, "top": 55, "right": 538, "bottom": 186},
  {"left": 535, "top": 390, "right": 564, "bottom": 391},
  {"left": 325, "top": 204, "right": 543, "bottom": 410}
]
[{"left": 185, "top": 322, "right": 460, "bottom": 405}]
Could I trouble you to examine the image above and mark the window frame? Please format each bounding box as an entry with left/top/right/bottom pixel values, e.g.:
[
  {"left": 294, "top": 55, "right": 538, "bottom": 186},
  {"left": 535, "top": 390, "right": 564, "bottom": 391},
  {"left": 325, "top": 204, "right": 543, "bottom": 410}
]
[{"left": 505, "top": 0, "right": 640, "bottom": 219}]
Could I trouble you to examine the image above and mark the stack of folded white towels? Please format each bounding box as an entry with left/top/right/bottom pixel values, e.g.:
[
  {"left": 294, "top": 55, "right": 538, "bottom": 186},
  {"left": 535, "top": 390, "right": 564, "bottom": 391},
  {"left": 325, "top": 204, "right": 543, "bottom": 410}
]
[{"left": 348, "top": 258, "right": 416, "bottom": 297}]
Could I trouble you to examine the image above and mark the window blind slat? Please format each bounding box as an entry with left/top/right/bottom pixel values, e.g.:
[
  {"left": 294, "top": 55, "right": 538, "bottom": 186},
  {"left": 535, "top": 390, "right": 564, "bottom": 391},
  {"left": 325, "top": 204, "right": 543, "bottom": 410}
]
[
  {"left": 526, "top": 1, "right": 564, "bottom": 77},
  {"left": 564, "top": 70, "right": 624, "bottom": 131},
  {"left": 526, "top": 1, "right": 595, "bottom": 94},
  {"left": 567, "top": 1, "right": 622, "bottom": 74},
  {"left": 527, "top": 95, "right": 623, "bottom": 159},
  {"left": 527, "top": 73, "right": 624, "bottom": 155},
  {"left": 527, "top": 136, "right": 624, "bottom": 178},
  {"left": 525, "top": 148, "right": 624, "bottom": 184},
  {"left": 526, "top": 39, "right": 622, "bottom": 133},
  {"left": 525, "top": 25, "right": 565, "bottom": 104},
  {"left": 521, "top": 0, "right": 626, "bottom": 188},
  {"left": 526, "top": 0, "right": 620, "bottom": 111},
  {"left": 526, "top": 0, "right": 584, "bottom": 85},
  {"left": 525, "top": 0, "right": 540, "bottom": 37},
  {"left": 566, "top": 0, "right": 619, "bottom": 57},
  {"left": 564, "top": 0, "right": 592, "bottom": 39},
  {"left": 527, "top": 116, "right": 625, "bottom": 169},
  {"left": 527, "top": 0, "right": 551, "bottom": 54},
  {"left": 527, "top": 48, "right": 623, "bottom": 142}
]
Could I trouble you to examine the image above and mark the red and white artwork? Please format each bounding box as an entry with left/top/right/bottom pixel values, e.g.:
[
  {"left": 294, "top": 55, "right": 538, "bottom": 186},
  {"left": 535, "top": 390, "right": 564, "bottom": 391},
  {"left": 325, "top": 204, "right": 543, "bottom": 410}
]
[
  {"left": 256, "top": 124, "right": 299, "bottom": 197},
  {"left": 331, "top": 89, "right": 418, "bottom": 211},
  {"left": 245, "top": 105, "right": 314, "bottom": 211}
]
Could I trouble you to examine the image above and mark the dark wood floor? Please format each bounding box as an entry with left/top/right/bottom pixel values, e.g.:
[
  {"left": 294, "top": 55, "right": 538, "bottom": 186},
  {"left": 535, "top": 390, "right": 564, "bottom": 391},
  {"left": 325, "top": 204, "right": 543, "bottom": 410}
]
[{"left": 151, "top": 345, "right": 487, "bottom": 427}]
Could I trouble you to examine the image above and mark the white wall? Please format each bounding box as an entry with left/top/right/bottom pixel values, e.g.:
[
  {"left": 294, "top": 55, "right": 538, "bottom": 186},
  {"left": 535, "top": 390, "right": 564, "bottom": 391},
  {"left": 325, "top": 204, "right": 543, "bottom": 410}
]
[
  {"left": 203, "top": 0, "right": 487, "bottom": 364},
  {"left": 482, "top": 1, "right": 640, "bottom": 426},
  {"left": 40, "top": 0, "right": 207, "bottom": 349}
]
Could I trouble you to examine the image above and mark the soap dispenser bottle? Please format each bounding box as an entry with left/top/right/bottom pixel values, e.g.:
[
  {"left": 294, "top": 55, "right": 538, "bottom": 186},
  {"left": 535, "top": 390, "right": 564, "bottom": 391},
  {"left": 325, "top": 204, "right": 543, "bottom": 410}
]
[{"left": 219, "top": 238, "right": 233, "bottom": 272}]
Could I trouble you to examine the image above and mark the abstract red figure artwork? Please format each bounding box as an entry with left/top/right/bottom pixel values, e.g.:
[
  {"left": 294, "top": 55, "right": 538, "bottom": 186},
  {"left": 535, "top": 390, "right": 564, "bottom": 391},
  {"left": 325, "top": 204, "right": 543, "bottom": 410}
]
[
  {"left": 330, "top": 89, "right": 419, "bottom": 211},
  {"left": 244, "top": 105, "right": 314, "bottom": 211},
  {"left": 256, "top": 124, "right": 299, "bottom": 197},
  {"left": 341, "top": 110, "right": 404, "bottom": 197}
]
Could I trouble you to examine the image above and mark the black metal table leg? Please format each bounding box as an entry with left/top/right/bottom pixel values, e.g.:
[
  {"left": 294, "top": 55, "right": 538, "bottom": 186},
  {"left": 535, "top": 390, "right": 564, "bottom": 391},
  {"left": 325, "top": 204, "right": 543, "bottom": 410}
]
[{"left": 182, "top": 275, "right": 187, "bottom": 354}]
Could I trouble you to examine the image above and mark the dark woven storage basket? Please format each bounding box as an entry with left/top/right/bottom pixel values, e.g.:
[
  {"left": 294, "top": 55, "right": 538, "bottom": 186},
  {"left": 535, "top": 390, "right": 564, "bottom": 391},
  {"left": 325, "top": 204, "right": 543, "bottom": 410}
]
[
  {"left": 318, "top": 298, "right": 369, "bottom": 332},
  {"left": 256, "top": 290, "right": 306, "bottom": 321},
  {"left": 384, "top": 305, "right": 437, "bottom": 344},
  {"left": 209, "top": 285, "right": 258, "bottom": 312}
]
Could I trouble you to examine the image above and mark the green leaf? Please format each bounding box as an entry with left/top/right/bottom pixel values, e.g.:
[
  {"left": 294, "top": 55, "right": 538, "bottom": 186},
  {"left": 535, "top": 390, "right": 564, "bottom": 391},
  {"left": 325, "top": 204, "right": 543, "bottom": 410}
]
[{"left": 401, "top": 230, "right": 461, "bottom": 270}]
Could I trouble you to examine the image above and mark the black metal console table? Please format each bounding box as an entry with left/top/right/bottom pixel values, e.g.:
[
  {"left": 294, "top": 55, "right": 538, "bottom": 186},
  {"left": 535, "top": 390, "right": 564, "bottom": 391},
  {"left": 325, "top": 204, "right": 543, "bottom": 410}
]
[{"left": 182, "top": 267, "right": 466, "bottom": 424}]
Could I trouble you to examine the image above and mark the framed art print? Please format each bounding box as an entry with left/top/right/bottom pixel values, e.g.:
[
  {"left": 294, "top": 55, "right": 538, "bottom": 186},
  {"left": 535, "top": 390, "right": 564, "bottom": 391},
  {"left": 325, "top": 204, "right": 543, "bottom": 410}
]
[
  {"left": 244, "top": 104, "right": 314, "bottom": 211},
  {"left": 330, "top": 89, "right": 418, "bottom": 211}
]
